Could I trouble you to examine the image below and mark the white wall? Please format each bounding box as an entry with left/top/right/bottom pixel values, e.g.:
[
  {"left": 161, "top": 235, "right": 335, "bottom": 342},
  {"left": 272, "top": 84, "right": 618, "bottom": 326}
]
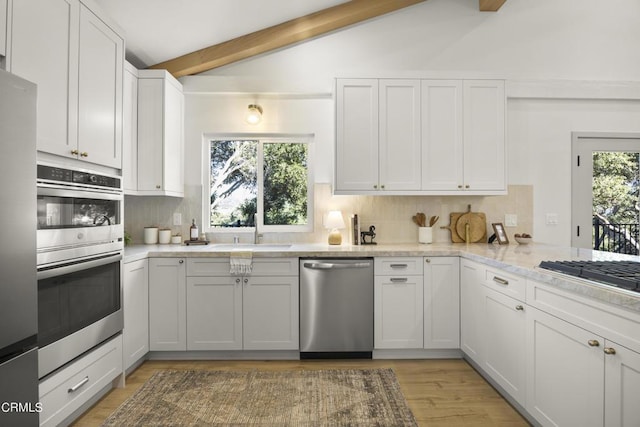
[{"left": 175, "top": 0, "right": 640, "bottom": 246}]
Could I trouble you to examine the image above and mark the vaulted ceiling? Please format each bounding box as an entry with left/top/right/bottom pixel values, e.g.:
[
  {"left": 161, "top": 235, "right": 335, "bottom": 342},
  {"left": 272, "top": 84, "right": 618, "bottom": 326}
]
[{"left": 95, "top": 0, "right": 506, "bottom": 77}]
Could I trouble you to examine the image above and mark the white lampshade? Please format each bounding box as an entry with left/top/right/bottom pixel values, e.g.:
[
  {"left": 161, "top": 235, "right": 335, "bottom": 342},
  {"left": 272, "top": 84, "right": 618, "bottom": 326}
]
[
  {"left": 324, "top": 211, "right": 345, "bottom": 245},
  {"left": 324, "top": 210, "right": 345, "bottom": 229}
]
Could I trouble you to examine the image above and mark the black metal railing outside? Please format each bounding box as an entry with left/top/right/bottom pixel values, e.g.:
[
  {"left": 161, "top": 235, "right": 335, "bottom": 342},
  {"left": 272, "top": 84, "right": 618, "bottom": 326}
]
[{"left": 593, "top": 216, "right": 640, "bottom": 255}]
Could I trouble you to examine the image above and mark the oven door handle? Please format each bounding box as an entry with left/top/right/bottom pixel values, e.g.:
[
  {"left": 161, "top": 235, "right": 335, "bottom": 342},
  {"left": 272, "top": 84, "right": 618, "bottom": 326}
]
[
  {"left": 37, "top": 252, "right": 122, "bottom": 280},
  {"left": 37, "top": 184, "right": 123, "bottom": 200}
]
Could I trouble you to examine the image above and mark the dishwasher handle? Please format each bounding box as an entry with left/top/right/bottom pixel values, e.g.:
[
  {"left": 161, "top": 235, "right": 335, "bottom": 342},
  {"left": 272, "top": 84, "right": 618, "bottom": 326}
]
[{"left": 303, "top": 261, "right": 371, "bottom": 270}]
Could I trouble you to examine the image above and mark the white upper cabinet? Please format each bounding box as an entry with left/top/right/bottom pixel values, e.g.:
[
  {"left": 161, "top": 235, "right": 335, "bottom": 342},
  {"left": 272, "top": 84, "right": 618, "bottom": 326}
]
[
  {"left": 336, "top": 77, "right": 506, "bottom": 195},
  {"left": 462, "top": 80, "right": 506, "bottom": 192},
  {"left": 335, "top": 79, "right": 379, "bottom": 192},
  {"left": 420, "top": 80, "right": 463, "bottom": 191},
  {"left": 136, "top": 69, "right": 184, "bottom": 197},
  {"left": 9, "top": 0, "right": 123, "bottom": 169},
  {"left": 379, "top": 79, "right": 421, "bottom": 191},
  {"left": 335, "top": 79, "right": 421, "bottom": 193}
]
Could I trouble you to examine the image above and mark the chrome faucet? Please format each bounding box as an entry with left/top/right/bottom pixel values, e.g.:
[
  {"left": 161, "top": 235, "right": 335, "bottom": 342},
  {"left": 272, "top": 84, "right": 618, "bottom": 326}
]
[{"left": 253, "top": 213, "right": 262, "bottom": 244}]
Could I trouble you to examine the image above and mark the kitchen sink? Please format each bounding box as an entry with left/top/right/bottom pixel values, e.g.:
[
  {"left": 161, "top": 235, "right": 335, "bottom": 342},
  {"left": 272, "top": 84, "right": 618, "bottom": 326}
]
[{"left": 209, "top": 243, "right": 292, "bottom": 251}]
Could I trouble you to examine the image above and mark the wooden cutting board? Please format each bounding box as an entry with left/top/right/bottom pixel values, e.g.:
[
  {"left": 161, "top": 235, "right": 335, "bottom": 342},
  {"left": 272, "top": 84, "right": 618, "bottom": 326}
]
[
  {"left": 442, "top": 212, "right": 466, "bottom": 243},
  {"left": 455, "top": 211, "right": 487, "bottom": 243},
  {"left": 441, "top": 206, "right": 487, "bottom": 243}
]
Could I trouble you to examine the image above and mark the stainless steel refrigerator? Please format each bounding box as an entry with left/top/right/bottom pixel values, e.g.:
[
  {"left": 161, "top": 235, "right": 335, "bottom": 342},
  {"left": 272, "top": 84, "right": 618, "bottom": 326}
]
[{"left": 0, "top": 69, "right": 39, "bottom": 425}]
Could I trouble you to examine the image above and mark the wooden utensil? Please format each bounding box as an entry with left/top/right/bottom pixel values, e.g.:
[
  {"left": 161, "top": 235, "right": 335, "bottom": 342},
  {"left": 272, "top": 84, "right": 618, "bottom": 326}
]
[{"left": 429, "top": 216, "right": 439, "bottom": 227}]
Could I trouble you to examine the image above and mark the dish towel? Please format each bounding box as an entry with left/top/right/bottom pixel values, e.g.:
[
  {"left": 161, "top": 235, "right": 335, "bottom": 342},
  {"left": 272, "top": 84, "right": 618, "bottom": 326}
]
[{"left": 230, "top": 250, "right": 253, "bottom": 275}]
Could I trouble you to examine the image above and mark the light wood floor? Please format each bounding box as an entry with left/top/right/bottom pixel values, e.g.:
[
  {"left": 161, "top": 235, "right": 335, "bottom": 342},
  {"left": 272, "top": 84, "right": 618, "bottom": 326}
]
[{"left": 72, "top": 359, "right": 530, "bottom": 427}]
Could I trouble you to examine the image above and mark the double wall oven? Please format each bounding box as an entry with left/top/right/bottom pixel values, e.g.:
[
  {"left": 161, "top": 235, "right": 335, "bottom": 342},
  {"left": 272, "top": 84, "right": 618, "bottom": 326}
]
[{"left": 36, "top": 164, "right": 124, "bottom": 379}]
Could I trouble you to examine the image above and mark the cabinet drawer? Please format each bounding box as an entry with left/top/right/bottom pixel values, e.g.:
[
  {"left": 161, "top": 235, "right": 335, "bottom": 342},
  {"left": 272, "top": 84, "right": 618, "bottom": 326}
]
[
  {"left": 39, "top": 335, "right": 123, "bottom": 427},
  {"left": 375, "top": 257, "right": 423, "bottom": 275},
  {"left": 527, "top": 279, "right": 640, "bottom": 354},
  {"left": 482, "top": 266, "right": 525, "bottom": 301},
  {"left": 187, "top": 258, "right": 298, "bottom": 276}
]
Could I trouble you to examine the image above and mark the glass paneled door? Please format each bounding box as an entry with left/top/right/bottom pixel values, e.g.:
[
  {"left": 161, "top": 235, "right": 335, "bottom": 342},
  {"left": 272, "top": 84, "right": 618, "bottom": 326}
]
[{"left": 571, "top": 133, "right": 640, "bottom": 253}]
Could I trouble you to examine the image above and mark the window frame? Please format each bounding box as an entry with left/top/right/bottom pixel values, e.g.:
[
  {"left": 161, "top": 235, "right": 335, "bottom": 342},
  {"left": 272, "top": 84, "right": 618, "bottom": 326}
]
[{"left": 202, "top": 133, "right": 314, "bottom": 235}]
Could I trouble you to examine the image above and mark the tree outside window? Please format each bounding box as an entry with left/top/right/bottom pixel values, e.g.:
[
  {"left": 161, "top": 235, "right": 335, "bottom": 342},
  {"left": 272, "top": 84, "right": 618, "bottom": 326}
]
[{"left": 207, "top": 138, "right": 311, "bottom": 231}]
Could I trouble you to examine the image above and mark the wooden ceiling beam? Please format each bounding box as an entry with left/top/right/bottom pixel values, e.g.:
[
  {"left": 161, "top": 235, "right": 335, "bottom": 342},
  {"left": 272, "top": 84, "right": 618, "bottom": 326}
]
[
  {"left": 149, "top": 0, "right": 427, "bottom": 77},
  {"left": 479, "top": 0, "right": 507, "bottom": 12}
]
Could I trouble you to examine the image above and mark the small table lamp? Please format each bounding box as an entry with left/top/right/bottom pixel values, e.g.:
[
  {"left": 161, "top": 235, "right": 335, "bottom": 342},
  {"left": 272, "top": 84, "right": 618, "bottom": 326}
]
[{"left": 325, "top": 210, "right": 345, "bottom": 245}]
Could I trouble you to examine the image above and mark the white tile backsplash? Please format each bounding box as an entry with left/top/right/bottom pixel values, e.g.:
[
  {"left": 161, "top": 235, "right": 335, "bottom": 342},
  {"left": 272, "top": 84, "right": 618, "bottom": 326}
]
[{"left": 124, "top": 184, "right": 533, "bottom": 245}]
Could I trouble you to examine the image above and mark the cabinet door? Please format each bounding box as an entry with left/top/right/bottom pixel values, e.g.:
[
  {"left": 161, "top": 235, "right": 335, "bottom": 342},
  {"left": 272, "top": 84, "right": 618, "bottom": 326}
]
[
  {"left": 483, "top": 288, "right": 526, "bottom": 406},
  {"left": 460, "top": 259, "right": 483, "bottom": 363},
  {"left": 423, "top": 257, "right": 459, "bottom": 349},
  {"left": 421, "top": 80, "right": 463, "bottom": 191},
  {"left": 604, "top": 340, "right": 640, "bottom": 426},
  {"left": 379, "top": 79, "right": 421, "bottom": 191},
  {"left": 335, "top": 79, "right": 379, "bottom": 192},
  {"left": 186, "top": 276, "right": 242, "bottom": 350},
  {"left": 77, "top": 5, "right": 123, "bottom": 169},
  {"left": 243, "top": 276, "right": 299, "bottom": 350},
  {"left": 526, "top": 307, "right": 604, "bottom": 427},
  {"left": 162, "top": 78, "right": 184, "bottom": 195},
  {"left": 149, "top": 258, "right": 186, "bottom": 351},
  {"left": 122, "top": 63, "right": 138, "bottom": 193},
  {"left": 123, "top": 259, "right": 148, "bottom": 370},
  {"left": 137, "top": 77, "right": 164, "bottom": 192},
  {"left": 374, "top": 275, "right": 423, "bottom": 349},
  {"left": 463, "top": 80, "right": 506, "bottom": 191},
  {"left": 137, "top": 74, "right": 184, "bottom": 197},
  {"left": 10, "top": 0, "right": 79, "bottom": 159}
]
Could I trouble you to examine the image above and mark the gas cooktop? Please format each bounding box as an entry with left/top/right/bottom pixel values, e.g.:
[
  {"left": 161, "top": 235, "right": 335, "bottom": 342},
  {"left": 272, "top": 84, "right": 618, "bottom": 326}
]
[{"left": 539, "top": 260, "right": 640, "bottom": 293}]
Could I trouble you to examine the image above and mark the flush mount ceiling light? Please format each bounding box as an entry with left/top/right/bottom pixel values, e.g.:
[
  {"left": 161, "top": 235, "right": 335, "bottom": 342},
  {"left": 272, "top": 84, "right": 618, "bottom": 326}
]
[{"left": 245, "top": 104, "right": 263, "bottom": 125}]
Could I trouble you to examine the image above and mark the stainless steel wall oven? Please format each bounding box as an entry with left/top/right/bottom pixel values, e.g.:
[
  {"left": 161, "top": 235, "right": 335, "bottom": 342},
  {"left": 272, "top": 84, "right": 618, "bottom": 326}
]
[{"left": 36, "top": 164, "right": 124, "bottom": 379}]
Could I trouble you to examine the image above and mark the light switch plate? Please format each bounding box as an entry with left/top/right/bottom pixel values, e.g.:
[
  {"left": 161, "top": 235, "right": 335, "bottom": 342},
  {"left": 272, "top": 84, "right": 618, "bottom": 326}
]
[
  {"left": 173, "top": 213, "right": 182, "bottom": 226},
  {"left": 505, "top": 214, "right": 518, "bottom": 227},
  {"left": 546, "top": 213, "right": 559, "bottom": 225}
]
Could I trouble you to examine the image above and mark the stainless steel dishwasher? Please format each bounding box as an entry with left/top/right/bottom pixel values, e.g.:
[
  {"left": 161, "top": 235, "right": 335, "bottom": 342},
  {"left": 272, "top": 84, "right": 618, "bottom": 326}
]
[{"left": 299, "top": 258, "right": 374, "bottom": 358}]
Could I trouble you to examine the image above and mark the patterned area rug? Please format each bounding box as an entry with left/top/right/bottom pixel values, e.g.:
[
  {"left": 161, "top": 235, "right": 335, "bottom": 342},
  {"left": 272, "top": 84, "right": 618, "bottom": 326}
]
[{"left": 101, "top": 368, "right": 417, "bottom": 426}]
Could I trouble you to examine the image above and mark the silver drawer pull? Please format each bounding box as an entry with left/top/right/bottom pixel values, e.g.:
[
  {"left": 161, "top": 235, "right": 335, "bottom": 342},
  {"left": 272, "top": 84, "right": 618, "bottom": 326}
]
[
  {"left": 68, "top": 376, "right": 89, "bottom": 393},
  {"left": 390, "top": 277, "right": 408, "bottom": 283},
  {"left": 493, "top": 276, "right": 509, "bottom": 286},
  {"left": 390, "top": 264, "right": 408, "bottom": 269}
]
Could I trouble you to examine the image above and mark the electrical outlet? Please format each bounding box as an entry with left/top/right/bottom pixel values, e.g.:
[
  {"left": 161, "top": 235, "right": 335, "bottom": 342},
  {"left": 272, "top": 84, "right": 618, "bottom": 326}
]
[
  {"left": 546, "top": 213, "right": 559, "bottom": 225},
  {"left": 173, "top": 213, "right": 182, "bottom": 226},
  {"left": 505, "top": 214, "right": 518, "bottom": 227}
]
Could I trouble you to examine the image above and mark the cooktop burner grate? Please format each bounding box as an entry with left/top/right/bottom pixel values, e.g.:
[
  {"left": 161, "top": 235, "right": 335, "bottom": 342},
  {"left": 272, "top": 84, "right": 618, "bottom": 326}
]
[{"left": 538, "top": 260, "right": 640, "bottom": 293}]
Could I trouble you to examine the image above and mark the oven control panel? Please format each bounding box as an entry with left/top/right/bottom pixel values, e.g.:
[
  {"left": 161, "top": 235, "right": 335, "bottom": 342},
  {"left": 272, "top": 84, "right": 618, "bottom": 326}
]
[{"left": 37, "top": 165, "right": 121, "bottom": 189}]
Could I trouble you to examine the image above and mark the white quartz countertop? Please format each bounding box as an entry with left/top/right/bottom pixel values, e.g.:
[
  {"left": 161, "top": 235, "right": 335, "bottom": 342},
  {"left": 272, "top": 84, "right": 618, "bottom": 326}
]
[{"left": 124, "top": 241, "right": 640, "bottom": 312}]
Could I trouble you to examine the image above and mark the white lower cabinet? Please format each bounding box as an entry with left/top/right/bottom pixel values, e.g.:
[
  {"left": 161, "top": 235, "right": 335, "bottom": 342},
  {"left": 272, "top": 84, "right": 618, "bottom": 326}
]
[
  {"left": 423, "top": 257, "right": 459, "bottom": 349},
  {"left": 604, "top": 340, "right": 640, "bottom": 426},
  {"left": 374, "top": 257, "right": 424, "bottom": 349},
  {"left": 460, "top": 259, "right": 483, "bottom": 362},
  {"left": 483, "top": 287, "right": 526, "bottom": 406},
  {"left": 123, "top": 259, "right": 149, "bottom": 370},
  {"left": 39, "top": 335, "right": 122, "bottom": 427},
  {"left": 526, "top": 306, "right": 604, "bottom": 427},
  {"left": 148, "top": 258, "right": 186, "bottom": 351},
  {"left": 185, "top": 258, "right": 299, "bottom": 351}
]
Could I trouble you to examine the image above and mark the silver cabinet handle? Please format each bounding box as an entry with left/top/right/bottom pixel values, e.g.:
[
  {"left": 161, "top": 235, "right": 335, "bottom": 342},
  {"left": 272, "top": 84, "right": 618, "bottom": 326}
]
[
  {"left": 390, "top": 264, "right": 408, "bottom": 269},
  {"left": 235, "top": 278, "right": 241, "bottom": 283},
  {"left": 68, "top": 376, "right": 89, "bottom": 393},
  {"left": 303, "top": 262, "right": 371, "bottom": 270},
  {"left": 493, "top": 276, "right": 509, "bottom": 286},
  {"left": 390, "top": 277, "right": 408, "bottom": 283},
  {"left": 179, "top": 259, "right": 184, "bottom": 264},
  {"left": 244, "top": 278, "right": 249, "bottom": 284}
]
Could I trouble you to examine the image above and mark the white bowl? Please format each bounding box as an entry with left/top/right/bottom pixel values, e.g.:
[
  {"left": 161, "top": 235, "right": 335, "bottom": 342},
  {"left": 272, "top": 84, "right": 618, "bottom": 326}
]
[{"left": 514, "top": 236, "right": 532, "bottom": 244}]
